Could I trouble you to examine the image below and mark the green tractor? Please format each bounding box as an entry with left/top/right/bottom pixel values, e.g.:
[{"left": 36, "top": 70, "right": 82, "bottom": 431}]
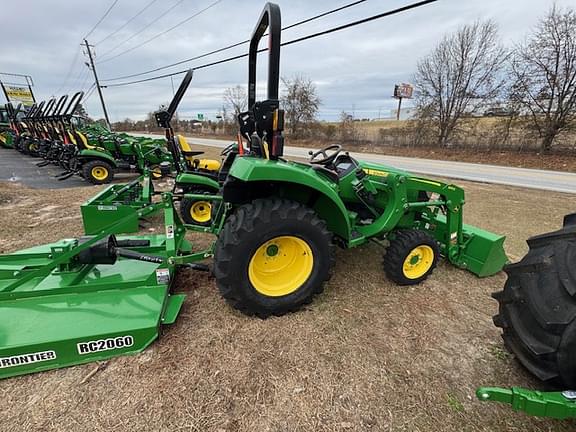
[
  {"left": 477, "top": 214, "right": 576, "bottom": 419},
  {"left": 0, "top": 2, "right": 507, "bottom": 380},
  {"left": 0, "top": 105, "right": 13, "bottom": 148}
]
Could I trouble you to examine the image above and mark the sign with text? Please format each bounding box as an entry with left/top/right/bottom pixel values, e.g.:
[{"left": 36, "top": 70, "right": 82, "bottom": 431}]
[{"left": 2, "top": 85, "right": 35, "bottom": 106}]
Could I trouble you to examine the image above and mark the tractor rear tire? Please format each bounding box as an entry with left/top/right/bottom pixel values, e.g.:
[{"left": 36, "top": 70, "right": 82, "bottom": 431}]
[
  {"left": 214, "top": 198, "right": 334, "bottom": 318},
  {"left": 82, "top": 160, "right": 114, "bottom": 185},
  {"left": 180, "top": 187, "right": 218, "bottom": 226},
  {"left": 383, "top": 229, "right": 439, "bottom": 285},
  {"left": 493, "top": 221, "right": 576, "bottom": 388}
]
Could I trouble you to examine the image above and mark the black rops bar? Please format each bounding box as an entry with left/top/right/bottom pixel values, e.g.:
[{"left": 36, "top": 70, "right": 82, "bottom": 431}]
[
  {"left": 248, "top": 2, "right": 281, "bottom": 108},
  {"left": 62, "top": 92, "right": 84, "bottom": 119}
]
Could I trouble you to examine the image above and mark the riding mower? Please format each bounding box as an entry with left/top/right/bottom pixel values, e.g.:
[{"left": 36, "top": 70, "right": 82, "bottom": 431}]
[
  {"left": 77, "top": 121, "right": 174, "bottom": 181},
  {"left": 43, "top": 93, "right": 169, "bottom": 185},
  {"left": 0, "top": 105, "right": 13, "bottom": 148},
  {"left": 0, "top": 3, "right": 507, "bottom": 380},
  {"left": 476, "top": 214, "right": 576, "bottom": 420},
  {"left": 14, "top": 100, "right": 47, "bottom": 154},
  {"left": 1, "top": 102, "right": 27, "bottom": 149}
]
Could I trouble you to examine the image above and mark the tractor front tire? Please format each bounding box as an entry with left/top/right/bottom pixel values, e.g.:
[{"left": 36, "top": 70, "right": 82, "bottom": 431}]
[
  {"left": 82, "top": 160, "right": 114, "bottom": 185},
  {"left": 493, "top": 222, "right": 576, "bottom": 388},
  {"left": 214, "top": 199, "right": 334, "bottom": 318},
  {"left": 383, "top": 229, "right": 439, "bottom": 285},
  {"left": 180, "top": 188, "right": 218, "bottom": 226}
]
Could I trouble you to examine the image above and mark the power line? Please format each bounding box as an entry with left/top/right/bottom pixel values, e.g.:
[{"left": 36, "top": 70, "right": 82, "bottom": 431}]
[
  {"left": 84, "top": 0, "right": 120, "bottom": 39},
  {"left": 95, "top": 0, "right": 160, "bottom": 45},
  {"left": 54, "top": 48, "right": 82, "bottom": 95},
  {"left": 97, "top": 0, "right": 224, "bottom": 64},
  {"left": 84, "top": 84, "right": 97, "bottom": 102},
  {"left": 103, "top": 0, "right": 437, "bottom": 88},
  {"left": 96, "top": 0, "right": 188, "bottom": 61},
  {"left": 94, "top": 0, "right": 160, "bottom": 46},
  {"left": 102, "top": 0, "right": 368, "bottom": 82}
]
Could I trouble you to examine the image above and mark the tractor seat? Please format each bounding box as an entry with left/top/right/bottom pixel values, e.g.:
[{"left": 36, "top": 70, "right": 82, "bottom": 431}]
[
  {"left": 177, "top": 135, "right": 204, "bottom": 157},
  {"left": 181, "top": 150, "right": 204, "bottom": 158}
]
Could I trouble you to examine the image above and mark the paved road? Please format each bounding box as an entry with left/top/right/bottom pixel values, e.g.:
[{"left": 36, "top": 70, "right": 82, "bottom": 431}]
[
  {"left": 132, "top": 133, "right": 576, "bottom": 194},
  {"left": 0, "top": 148, "right": 88, "bottom": 188}
]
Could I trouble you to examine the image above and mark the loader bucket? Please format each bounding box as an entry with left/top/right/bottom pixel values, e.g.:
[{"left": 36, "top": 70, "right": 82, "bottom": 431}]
[
  {"left": 422, "top": 214, "right": 508, "bottom": 277},
  {"left": 0, "top": 234, "right": 184, "bottom": 380},
  {"left": 458, "top": 223, "right": 508, "bottom": 277}
]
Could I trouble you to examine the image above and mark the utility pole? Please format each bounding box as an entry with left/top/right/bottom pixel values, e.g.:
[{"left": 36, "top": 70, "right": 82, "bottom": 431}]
[{"left": 83, "top": 39, "right": 111, "bottom": 130}]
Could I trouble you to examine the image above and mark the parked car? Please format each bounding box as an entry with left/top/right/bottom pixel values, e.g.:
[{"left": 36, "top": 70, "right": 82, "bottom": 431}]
[{"left": 483, "top": 107, "right": 516, "bottom": 117}]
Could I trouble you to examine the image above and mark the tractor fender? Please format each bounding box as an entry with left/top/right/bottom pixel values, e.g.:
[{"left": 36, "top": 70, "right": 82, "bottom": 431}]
[
  {"left": 225, "top": 157, "right": 352, "bottom": 240},
  {"left": 77, "top": 149, "right": 118, "bottom": 167},
  {"left": 175, "top": 173, "right": 220, "bottom": 191}
]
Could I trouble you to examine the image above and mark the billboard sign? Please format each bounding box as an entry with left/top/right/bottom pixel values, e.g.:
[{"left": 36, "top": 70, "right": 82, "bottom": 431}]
[{"left": 393, "top": 83, "right": 414, "bottom": 99}]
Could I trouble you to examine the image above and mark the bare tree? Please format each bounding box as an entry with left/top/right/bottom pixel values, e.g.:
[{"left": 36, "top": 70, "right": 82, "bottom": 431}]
[
  {"left": 414, "top": 20, "right": 507, "bottom": 146},
  {"left": 223, "top": 85, "right": 247, "bottom": 119},
  {"left": 281, "top": 75, "right": 321, "bottom": 139},
  {"left": 509, "top": 6, "right": 576, "bottom": 152}
]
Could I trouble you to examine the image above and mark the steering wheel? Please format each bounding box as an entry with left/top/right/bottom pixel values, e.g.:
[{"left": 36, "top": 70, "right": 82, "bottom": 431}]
[
  {"left": 221, "top": 142, "right": 237, "bottom": 156},
  {"left": 309, "top": 144, "right": 342, "bottom": 166}
]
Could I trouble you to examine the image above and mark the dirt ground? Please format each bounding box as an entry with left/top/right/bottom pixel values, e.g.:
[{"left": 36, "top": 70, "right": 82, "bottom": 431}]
[{"left": 1, "top": 147, "right": 575, "bottom": 431}]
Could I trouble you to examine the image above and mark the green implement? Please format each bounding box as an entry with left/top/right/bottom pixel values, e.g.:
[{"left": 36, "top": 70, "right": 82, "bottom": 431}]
[
  {"left": 477, "top": 387, "right": 576, "bottom": 419},
  {"left": 0, "top": 194, "right": 212, "bottom": 380},
  {"left": 81, "top": 175, "right": 154, "bottom": 234}
]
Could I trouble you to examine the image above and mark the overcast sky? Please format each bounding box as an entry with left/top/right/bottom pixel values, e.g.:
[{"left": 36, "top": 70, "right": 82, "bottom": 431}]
[{"left": 0, "top": 0, "right": 569, "bottom": 122}]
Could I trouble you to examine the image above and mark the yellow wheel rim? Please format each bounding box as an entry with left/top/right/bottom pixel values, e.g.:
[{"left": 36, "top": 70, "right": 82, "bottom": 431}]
[
  {"left": 91, "top": 166, "right": 109, "bottom": 181},
  {"left": 190, "top": 201, "right": 211, "bottom": 223},
  {"left": 248, "top": 236, "right": 314, "bottom": 297},
  {"left": 402, "top": 245, "right": 434, "bottom": 279},
  {"left": 151, "top": 167, "right": 162, "bottom": 179}
]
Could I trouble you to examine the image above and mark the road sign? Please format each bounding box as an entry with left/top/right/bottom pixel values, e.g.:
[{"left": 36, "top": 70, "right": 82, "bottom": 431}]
[{"left": 197, "top": 113, "right": 204, "bottom": 121}]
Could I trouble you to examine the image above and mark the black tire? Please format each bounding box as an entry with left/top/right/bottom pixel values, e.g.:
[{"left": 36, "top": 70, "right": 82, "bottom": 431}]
[
  {"left": 493, "top": 221, "right": 576, "bottom": 388},
  {"left": 180, "top": 187, "right": 219, "bottom": 226},
  {"left": 383, "top": 229, "right": 439, "bottom": 285},
  {"left": 82, "top": 160, "right": 114, "bottom": 185},
  {"left": 214, "top": 198, "right": 334, "bottom": 318}
]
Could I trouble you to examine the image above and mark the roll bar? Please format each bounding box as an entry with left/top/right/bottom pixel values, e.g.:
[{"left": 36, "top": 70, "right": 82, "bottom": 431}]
[
  {"left": 62, "top": 92, "right": 84, "bottom": 119},
  {"left": 50, "top": 95, "right": 69, "bottom": 120},
  {"left": 41, "top": 98, "right": 57, "bottom": 120},
  {"left": 248, "top": 2, "right": 281, "bottom": 108},
  {"left": 154, "top": 69, "right": 194, "bottom": 174},
  {"left": 156, "top": 69, "right": 194, "bottom": 128}
]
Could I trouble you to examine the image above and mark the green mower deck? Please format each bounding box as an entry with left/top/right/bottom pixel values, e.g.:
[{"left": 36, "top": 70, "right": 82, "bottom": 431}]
[{"left": 0, "top": 194, "right": 212, "bottom": 379}]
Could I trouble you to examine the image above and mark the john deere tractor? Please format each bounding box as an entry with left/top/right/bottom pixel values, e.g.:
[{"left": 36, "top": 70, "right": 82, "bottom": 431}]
[{"left": 0, "top": 3, "right": 507, "bottom": 380}]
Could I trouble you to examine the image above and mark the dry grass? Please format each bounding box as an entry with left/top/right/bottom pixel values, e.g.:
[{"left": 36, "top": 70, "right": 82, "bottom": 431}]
[{"left": 0, "top": 147, "right": 575, "bottom": 431}]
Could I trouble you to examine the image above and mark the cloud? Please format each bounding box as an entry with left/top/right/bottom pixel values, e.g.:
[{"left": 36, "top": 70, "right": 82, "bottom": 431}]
[{"left": 1, "top": 0, "right": 572, "bottom": 121}]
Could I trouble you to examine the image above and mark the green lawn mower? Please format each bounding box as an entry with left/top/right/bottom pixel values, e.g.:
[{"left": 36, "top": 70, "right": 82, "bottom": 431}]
[
  {"left": 0, "top": 106, "right": 13, "bottom": 148},
  {"left": 0, "top": 2, "right": 507, "bottom": 380}
]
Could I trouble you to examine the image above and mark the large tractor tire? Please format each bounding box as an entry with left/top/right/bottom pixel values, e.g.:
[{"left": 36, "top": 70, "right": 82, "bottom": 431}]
[
  {"left": 82, "top": 160, "right": 114, "bottom": 185},
  {"left": 493, "top": 216, "right": 576, "bottom": 388},
  {"left": 180, "top": 187, "right": 218, "bottom": 227},
  {"left": 383, "top": 229, "right": 439, "bottom": 285},
  {"left": 214, "top": 199, "right": 334, "bottom": 318}
]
